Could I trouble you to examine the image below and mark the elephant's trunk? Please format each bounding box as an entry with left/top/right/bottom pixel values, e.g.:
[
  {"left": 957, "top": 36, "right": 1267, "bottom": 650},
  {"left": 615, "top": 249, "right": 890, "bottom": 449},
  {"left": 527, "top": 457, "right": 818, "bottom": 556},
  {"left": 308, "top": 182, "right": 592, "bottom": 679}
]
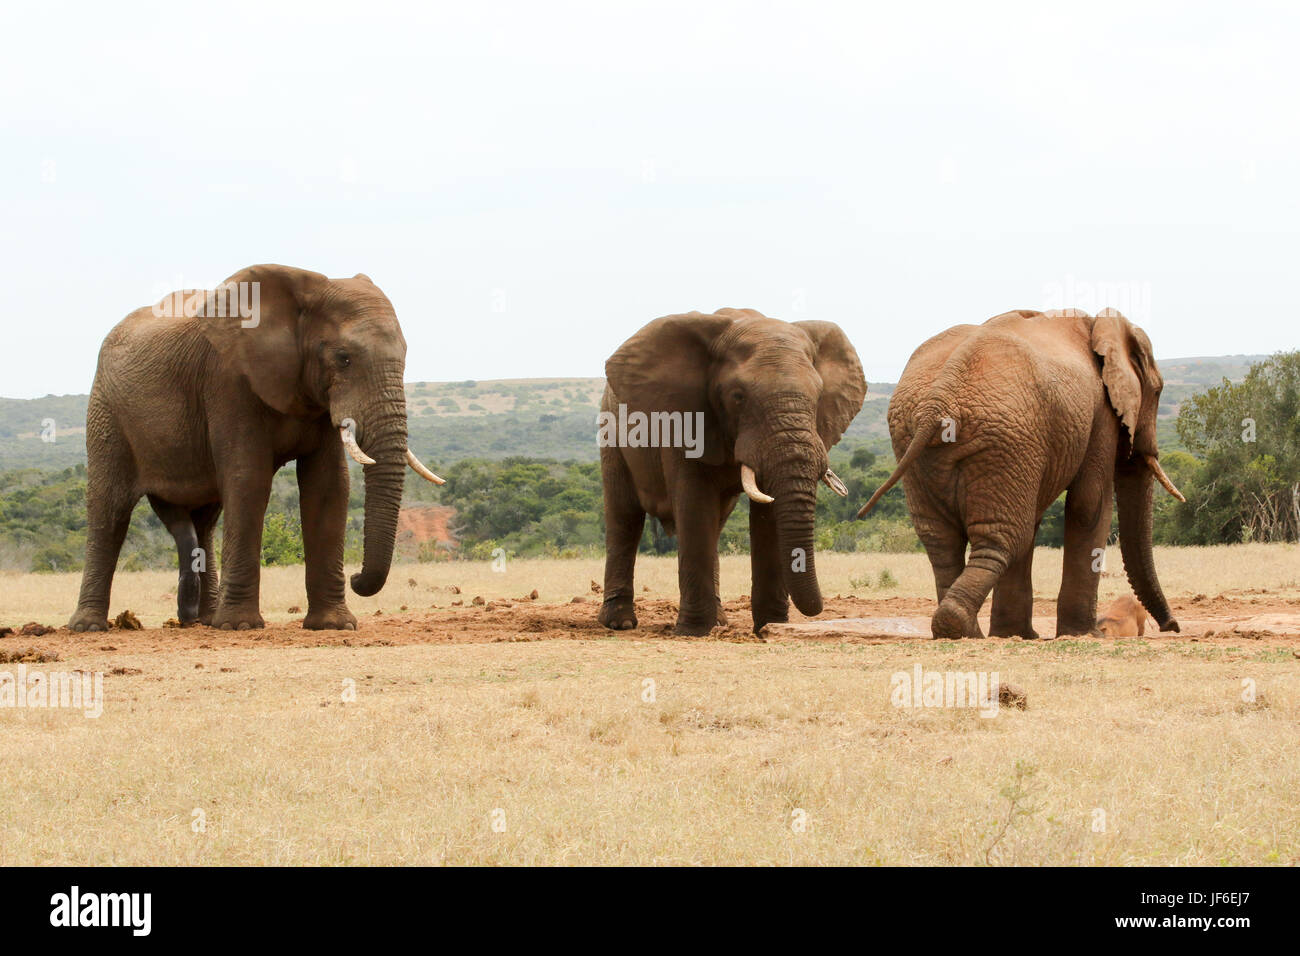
[
  {"left": 344, "top": 389, "right": 408, "bottom": 597},
  {"left": 1116, "top": 458, "right": 1178, "bottom": 631},
  {"left": 774, "top": 475, "right": 824, "bottom": 617}
]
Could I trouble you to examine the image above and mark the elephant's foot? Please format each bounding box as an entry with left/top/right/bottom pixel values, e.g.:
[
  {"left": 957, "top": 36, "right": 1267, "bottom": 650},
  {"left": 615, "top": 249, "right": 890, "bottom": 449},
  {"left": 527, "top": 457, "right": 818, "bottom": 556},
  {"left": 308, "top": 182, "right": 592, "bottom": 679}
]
[
  {"left": 303, "top": 605, "right": 358, "bottom": 631},
  {"left": 1054, "top": 615, "right": 1098, "bottom": 638},
  {"left": 210, "top": 606, "right": 265, "bottom": 631},
  {"left": 1056, "top": 626, "right": 1100, "bottom": 638},
  {"left": 177, "top": 576, "right": 201, "bottom": 624},
  {"left": 674, "top": 608, "right": 718, "bottom": 637},
  {"left": 715, "top": 599, "right": 728, "bottom": 627},
  {"left": 932, "top": 601, "right": 982, "bottom": 640},
  {"left": 674, "top": 622, "right": 716, "bottom": 637},
  {"left": 68, "top": 608, "right": 109, "bottom": 632},
  {"left": 990, "top": 621, "right": 1039, "bottom": 640},
  {"left": 751, "top": 600, "right": 789, "bottom": 634},
  {"left": 598, "top": 596, "right": 638, "bottom": 630}
]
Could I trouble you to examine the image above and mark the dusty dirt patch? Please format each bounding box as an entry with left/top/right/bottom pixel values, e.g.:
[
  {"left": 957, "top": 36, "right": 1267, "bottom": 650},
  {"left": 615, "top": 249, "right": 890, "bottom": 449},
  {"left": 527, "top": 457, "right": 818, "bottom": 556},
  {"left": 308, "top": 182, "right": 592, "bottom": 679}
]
[{"left": 17, "top": 594, "right": 1300, "bottom": 657}]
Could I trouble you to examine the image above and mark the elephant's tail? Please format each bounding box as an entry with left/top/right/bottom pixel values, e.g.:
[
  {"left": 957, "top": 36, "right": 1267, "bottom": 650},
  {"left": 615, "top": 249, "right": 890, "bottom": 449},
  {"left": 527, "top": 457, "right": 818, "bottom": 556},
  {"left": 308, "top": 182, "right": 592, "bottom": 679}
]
[{"left": 855, "top": 417, "right": 941, "bottom": 518}]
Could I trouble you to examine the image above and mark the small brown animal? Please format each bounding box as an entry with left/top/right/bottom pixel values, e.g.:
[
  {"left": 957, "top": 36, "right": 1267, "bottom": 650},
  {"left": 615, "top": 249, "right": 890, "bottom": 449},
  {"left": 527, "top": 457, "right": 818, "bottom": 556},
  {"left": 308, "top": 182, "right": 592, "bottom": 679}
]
[{"left": 1096, "top": 594, "right": 1150, "bottom": 637}]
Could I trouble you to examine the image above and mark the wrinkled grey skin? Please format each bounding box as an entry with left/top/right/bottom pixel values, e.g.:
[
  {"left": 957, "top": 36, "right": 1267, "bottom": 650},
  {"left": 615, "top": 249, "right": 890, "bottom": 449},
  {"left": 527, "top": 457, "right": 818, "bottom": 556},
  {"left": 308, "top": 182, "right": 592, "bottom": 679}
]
[
  {"left": 859, "top": 308, "right": 1182, "bottom": 640},
  {"left": 69, "top": 264, "right": 416, "bottom": 632},
  {"left": 599, "top": 309, "right": 866, "bottom": 635}
]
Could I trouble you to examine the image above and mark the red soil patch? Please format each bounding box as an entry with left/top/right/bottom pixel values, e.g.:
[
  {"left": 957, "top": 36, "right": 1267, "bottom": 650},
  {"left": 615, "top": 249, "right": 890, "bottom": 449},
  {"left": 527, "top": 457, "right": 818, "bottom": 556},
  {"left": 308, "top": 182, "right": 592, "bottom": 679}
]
[{"left": 395, "top": 505, "right": 458, "bottom": 556}]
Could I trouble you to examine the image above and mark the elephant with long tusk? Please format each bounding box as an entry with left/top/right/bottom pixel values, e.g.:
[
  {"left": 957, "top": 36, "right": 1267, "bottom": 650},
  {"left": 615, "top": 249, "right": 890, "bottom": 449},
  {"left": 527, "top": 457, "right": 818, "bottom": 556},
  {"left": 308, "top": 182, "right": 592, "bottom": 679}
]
[
  {"left": 69, "top": 264, "right": 442, "bottom": 633},
  {"left": 339, "top": 419, "right": 445, "bottom": 485},
  {"left": 598, "top": 308, "right": 867, "bottom": 636},
  {"left": 857, "top": 307, "right": 1185, "bottom": 640}
]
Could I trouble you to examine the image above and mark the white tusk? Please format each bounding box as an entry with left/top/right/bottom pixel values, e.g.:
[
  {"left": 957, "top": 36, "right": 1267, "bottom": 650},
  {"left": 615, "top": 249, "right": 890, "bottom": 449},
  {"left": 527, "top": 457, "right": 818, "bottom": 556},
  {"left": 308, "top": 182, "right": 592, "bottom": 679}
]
[
  {"left": 741, "top": 464, "right": 774, "bottom": 504},
  {"left": 1144, "top": 454, "right": 1185, "bottom": 503},
  {"left": 339, "top": 421, "right": 375, "bottom": 465},
  {"left": 407, "top": 449, "right": 446, "bottom": 485},
  {"left": 823, "top": 468, "right": 848, "bottom": 497}
]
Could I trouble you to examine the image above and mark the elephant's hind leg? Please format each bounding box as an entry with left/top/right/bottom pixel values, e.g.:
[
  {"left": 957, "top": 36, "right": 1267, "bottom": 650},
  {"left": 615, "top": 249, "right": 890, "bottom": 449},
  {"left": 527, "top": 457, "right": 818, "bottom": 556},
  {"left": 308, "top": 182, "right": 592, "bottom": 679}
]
[
  {"left": 712, "top": 550, "right": 727, "bottom": 626},
  {"left": 933, "top": 549, "right": 1002, "bottom": 640},
  {"left": 70, "top": 489, "right": 138, "bottom": 631},
  {"left": 192, "top": 503, "right": 222, "bottom": 625},
  {"left": 989, "top": 538, "right": 1040, "bottom": 639},
  {"left": 598, "top": 451, "right": 645, "bottom": 631},
  {"left": 148, "top": 495, "right": 201, "bottom": 624},
  {"left": 934, "top": 515, "right": 1037, "bottom": 640},
  {"left": 69, "top": 409, "right": 139, "bottom": 632},
  {"left": 914, "top": 517, "right": 983, "bottom": 638}
]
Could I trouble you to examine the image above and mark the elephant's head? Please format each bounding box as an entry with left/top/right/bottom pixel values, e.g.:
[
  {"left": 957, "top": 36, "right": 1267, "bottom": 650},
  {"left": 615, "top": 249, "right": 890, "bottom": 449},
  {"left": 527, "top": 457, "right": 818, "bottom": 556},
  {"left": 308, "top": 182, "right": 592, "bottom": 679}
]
[
  {"left": 606, "top": 309, "right": 866, "bottom": 617},
  {"left": 1091, "top": 307, "right": 1184, "bottom": 631},
  {"left": 198, "top": 264, "right": 441, "bottom": 597}
]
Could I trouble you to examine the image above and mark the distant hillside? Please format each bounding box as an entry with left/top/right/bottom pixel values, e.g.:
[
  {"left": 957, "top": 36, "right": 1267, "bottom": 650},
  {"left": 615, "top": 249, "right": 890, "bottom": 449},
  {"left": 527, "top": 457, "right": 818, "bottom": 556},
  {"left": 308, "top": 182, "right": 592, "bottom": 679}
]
[
  {"left": 0, "top": 357, "right": 1265, "bottom": 469},
  {"left": 1159, "top": 355, "right": 1271, "bottom": 386}
]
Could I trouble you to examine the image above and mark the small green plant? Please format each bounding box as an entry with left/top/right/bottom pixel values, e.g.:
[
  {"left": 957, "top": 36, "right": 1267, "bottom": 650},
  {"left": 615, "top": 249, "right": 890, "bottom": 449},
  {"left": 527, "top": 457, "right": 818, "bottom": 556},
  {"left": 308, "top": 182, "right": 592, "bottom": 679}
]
[
  {"left": 849, "top": 568, "right": 898, "bottom": 590},
  {"left": 984, "top": 760, "right": 1040, "bottom": 866}
]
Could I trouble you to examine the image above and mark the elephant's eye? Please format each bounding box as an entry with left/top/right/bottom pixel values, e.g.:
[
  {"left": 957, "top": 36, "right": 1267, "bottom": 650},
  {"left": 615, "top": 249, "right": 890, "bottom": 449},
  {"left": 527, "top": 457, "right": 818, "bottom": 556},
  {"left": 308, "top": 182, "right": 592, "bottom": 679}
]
[
  {"left": 335, "top": 351, "right": 351, "bottom": 369},
  {"left": 731, "top": 390, "right": 745, "bottom": 405}
]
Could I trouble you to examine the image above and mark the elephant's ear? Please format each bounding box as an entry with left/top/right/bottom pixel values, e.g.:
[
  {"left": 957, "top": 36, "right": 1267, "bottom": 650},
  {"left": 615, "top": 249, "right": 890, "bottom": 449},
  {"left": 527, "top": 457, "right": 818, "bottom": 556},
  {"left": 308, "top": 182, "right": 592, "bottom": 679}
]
[
  {"left": 197, "top": 264, "right": 329, "bottom": 415},
  {"left": 605, "top": 311, "right": 736, "bottom": 463},
  {"left": 794, "top": 320, "right": 867, "bottom": 449},
  {"left": 1091, "top": 307, "right": 1162, "bottom": 457}
]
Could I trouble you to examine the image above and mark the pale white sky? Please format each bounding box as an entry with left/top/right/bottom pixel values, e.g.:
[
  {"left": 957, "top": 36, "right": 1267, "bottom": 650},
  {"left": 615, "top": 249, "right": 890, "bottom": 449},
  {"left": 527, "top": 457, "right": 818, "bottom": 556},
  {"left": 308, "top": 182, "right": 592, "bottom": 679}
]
[{"left": 1, "top": 0, "right": 1297, "bottom": 398}]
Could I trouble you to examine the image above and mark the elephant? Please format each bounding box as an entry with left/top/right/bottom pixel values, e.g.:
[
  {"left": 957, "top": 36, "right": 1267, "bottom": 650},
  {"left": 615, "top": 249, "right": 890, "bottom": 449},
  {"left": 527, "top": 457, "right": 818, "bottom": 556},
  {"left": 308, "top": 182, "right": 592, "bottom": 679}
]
[
  {"left": 598, "top": 308, "right": 866, "bottom": 636},
  {"left": 68, "top": 264, "right": 443, "bottom": 632},
  {"left": 857, "top": 307, "right": 1184, "bottom": 640}
]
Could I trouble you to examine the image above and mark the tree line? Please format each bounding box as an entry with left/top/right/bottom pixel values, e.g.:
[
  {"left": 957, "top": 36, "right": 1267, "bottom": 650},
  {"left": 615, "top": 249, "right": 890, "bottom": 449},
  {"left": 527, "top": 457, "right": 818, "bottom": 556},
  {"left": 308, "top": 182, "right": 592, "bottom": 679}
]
[{"left": 0, "top": 352, "right": 1294, "bottom": 572}]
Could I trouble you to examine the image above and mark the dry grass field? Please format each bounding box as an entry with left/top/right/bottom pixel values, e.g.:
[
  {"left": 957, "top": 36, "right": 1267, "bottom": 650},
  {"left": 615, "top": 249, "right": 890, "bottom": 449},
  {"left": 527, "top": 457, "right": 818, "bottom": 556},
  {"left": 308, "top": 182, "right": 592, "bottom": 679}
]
[{"left": 1, "top": 544, "right": 1298, "bottom": 865}]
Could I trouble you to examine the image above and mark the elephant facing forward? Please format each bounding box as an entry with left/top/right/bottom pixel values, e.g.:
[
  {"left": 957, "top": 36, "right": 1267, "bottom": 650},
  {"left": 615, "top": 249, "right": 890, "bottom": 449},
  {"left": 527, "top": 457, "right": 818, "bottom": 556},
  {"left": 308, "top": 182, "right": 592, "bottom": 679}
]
[
  {"left": 599, "top": 309, "right": 866, "bottom": 635},
  {"left": 69, "top": 264, "right": 443, "bottom": 632},
  {"left": 858, "top": 308, "right": 1184, "bottom": 640}
]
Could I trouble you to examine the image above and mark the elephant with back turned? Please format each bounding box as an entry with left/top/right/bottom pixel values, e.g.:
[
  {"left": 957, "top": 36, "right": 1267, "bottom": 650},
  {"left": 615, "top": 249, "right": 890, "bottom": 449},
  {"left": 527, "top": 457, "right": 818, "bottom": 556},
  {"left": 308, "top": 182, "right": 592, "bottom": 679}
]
[
  {"left": 68, "top": 264, "right": 443, "bottom": 632},
  {"left": 599, "top": 308, "right": 866, "bottom": 636},
  {"left": 858, "top": 307, "right": 1184, "bottom": 640}
]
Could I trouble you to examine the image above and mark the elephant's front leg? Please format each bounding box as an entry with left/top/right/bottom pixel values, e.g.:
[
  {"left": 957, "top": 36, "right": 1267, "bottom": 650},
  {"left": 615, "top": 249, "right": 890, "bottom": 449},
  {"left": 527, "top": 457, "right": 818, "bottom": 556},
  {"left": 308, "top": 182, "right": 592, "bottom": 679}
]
[
  {"left": 211, "top": 466, "right": 273, "bottom": 630},
  {"left": 296, "top": 438, "right": 358, "bottom": 631},
  {"left": 1057, "top": 470, "right": 1114, "bottom": 636},
  {"left": 748, "top": 499, "right": 789, "bottom": 633},
  {"left": 672, "top": 469, "right": 722, "bottom": 636},
  {"left": 597, "top": 451, "right": 645, "bottom": 631}
]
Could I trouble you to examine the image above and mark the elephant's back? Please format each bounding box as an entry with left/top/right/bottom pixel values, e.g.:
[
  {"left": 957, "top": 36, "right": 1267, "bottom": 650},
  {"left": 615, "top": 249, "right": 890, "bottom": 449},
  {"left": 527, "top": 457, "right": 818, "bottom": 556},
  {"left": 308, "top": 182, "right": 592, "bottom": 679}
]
[
  {"left": 97, "top": 307, "right": 211, "bottom": 386},
  {"left": 91, "top": 307, "right": 214, "bottom": 443},
  {"left": 886, "top": 315, "right": 1096, "bottom": 453},
  {"left": 886, "top": 324, "right": 979, "bottom": 450}
]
